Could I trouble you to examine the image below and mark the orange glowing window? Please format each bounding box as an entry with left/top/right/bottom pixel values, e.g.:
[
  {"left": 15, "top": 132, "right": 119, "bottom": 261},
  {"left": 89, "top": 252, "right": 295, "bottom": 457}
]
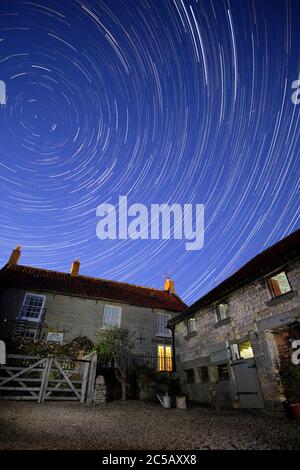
[{"left": 157, "top": 345, "right": 172, "bottom": 371}]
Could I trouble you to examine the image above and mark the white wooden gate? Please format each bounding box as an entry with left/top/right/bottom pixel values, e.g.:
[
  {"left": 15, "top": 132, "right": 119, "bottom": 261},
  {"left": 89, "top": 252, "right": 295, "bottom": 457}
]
[{"left": 0, "top": 354, "right": 92, "bottom": 403}]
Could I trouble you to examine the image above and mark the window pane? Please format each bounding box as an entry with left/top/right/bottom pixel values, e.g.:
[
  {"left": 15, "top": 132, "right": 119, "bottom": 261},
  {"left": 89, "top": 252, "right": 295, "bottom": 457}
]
[
  {"left": 187, "top": 318, "right": 196, "bottom": 334},
  {"left": 198, "top": 366, "right": 209, "bottom": 383},
  {"left": 157, "top": 313, "right": 171, "bottom": 337},
  {"left": 103, "top": 305, "right": 121, "bottom": 327},
  {"left": 238, "top": 341, "right": 254, "bottom": 359},
  {"left": 21, "top": 294, "right": 44, "bottom": 320},
  {"left": 217, "top": 303, "right": 229, "bottom": 321},
  {"left": 157, "top": 345, "right": 172, "bottom": 371},
  {"left": 269, "top": 271, "right": 291, "bottom": 297},
  {"left": 217, "top": 363, "right": 230, "bottom": 381},
  {"left": 165, "top": 346, "right": 172, "bottom": 371}
]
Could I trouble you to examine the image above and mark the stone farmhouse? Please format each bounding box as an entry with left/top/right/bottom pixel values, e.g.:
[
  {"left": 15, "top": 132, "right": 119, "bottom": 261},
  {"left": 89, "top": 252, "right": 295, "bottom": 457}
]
[
  {"left": 0, "top": 229, "right": 299, "bottom": 410},
  {"left": 169, "top": 229, "right": 300, "bottom": 410},
  {"left": 0, "top": 247, "right": 187, "bottom": 371}
]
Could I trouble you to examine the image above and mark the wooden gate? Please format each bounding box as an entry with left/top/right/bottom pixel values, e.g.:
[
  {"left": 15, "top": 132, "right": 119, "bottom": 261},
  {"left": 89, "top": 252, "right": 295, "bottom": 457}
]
[{"left": 0, "top": 354, "right": 92, "bottom": 403}]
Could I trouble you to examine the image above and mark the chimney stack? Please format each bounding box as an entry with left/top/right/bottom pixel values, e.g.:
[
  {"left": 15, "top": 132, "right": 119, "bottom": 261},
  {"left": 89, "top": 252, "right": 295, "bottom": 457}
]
[
  {"left": 8, "top": 246, "right": 21, "bottom": 265},
  {"left": 70, "top": 259, "right": 80, "bottom": 276},
  {"left": 164, "top": 277, "right": 175, "bottom": 293}
]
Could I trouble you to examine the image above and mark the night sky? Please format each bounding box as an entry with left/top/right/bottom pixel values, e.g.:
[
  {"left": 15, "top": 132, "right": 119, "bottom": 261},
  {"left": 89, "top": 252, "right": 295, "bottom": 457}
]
[{"left": 0, "top": 0, "right": 299, "bottom": 304}]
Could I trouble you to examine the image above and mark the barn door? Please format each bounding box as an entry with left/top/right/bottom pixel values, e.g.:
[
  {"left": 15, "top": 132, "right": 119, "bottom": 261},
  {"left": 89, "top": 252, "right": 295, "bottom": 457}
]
[{"left": 233, "top": 358, "right": 264, "bottom": 408}]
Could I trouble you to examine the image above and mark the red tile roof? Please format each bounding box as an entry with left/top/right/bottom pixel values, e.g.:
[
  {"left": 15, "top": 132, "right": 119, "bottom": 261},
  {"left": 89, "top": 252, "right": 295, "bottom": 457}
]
[
  {"left": 0, "top": 264, "right": 187, "bottom": 313},
  {"left": 170, "top": 228, "right": 300, "bottom": 324}
]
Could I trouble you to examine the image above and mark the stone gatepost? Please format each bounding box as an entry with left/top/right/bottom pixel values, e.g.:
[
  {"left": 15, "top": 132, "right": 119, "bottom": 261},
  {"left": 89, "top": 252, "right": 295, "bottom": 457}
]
[{"left": 93, "top": 375, "right": 107, "bottom": 404}]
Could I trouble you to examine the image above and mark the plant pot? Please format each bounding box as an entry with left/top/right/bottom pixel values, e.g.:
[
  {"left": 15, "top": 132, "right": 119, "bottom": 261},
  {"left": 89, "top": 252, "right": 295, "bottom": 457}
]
[
  {"left": 176, "top": 395, "right": 187, "bottom": 409},
  {"left": 289, "top": 404, "right": 300, "bottom": 422}
]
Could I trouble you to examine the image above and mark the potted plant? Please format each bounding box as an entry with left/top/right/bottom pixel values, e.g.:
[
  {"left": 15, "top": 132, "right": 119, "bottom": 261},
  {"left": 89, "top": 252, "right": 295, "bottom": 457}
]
[{"left": 279, "top": 361, "right": 300, "bottom": 421}]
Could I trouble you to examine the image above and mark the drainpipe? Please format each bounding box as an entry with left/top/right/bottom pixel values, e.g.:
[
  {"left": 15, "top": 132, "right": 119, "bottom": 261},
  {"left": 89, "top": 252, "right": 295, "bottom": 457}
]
[{"left": 171, "top": 325, "right": 176, "bottom": 372}]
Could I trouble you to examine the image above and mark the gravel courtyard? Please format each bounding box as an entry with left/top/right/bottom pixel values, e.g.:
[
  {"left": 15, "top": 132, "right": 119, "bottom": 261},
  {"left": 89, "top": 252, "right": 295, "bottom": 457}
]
[{"left": 0, "top": 400, "right": 299, "bottom": 450}]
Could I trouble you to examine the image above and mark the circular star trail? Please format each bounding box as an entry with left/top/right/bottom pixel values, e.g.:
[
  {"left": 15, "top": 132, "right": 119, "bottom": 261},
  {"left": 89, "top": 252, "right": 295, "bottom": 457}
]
[{"left": 0, "top": 0, "right": 299, "bottom": 303}]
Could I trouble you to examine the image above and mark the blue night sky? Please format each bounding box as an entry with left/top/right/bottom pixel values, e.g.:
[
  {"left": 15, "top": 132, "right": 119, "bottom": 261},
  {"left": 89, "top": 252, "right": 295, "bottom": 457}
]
[{"left": 0, "top": 0, "right": 299, "bottom": 304}]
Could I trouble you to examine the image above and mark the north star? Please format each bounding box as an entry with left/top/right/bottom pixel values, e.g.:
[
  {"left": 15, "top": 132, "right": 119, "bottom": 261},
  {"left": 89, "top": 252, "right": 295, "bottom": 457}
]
[{"left": 102, "top": 455, "right": 136, "bottom": 468}]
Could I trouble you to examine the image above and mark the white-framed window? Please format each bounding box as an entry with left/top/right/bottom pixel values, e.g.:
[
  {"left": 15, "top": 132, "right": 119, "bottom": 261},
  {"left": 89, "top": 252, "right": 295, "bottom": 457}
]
[
  {"left": 156, "top": 312, "right": 171, "bottom": 337},
  {"left": 216, "top": 302, "right": 230, "bottom": 322},
  {"left": 47, "top": 332, "right": 64, "bottom": 344},
  {"left": 102, "top": 305, "right": 122, "bottom": 328},
  {"left": 187, "top": 317, "right": 196, "bottom": 334},
  {"left": 157, "top": 345, "right": 172, "bottom": 371},
  {"left": 19, "top": 293, "right": 46, "bottom": 322},
  {"left": 22, "top": 329, "right": 38, "bottom": 340}
]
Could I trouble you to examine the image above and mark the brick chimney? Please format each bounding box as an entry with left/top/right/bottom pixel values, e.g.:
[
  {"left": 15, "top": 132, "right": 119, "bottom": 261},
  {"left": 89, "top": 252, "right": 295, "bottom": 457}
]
[
  {"left": 164, "top": 277, "right": 175, "bottom": 293},
  {"left": 70, "top": 259, "right": 80, "bottom": 276},
  {"left": 8, "top": 246, "right": 21, "bottom": 265}
]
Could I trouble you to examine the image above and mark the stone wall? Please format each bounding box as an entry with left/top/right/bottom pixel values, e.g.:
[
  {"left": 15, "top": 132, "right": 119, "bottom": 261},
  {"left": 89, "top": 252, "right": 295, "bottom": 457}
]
[
  {"left": 0, "top": 287, "right": 175, "bottom": 355},
  {"left": 174, "top": 258, "right": 300, "bottom": 410}
]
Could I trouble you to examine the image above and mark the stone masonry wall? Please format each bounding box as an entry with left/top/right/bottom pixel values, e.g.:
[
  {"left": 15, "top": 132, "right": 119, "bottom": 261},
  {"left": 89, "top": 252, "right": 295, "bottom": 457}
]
[
  {"left": 175, "top": 258, "right": 300, "bottom": 410},
  {"left": 0, "top": 287, "right": 175, "bottom": 355}
]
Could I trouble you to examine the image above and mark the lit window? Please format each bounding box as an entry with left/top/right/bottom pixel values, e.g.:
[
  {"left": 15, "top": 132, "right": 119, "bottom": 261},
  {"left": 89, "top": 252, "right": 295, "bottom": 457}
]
[
  {"left": 185, "top": 369, "right": 195, "bottom": 384},
  {"left": 231, "top": 340, "right": 254, "bottom": 360},
  {"left": 198, "top": 366, "right": 209, "bottom": 383},
  {"left": 217, "top": 302, "right": 230, "bottom": 322},
  {"left": 156, "top": 313, "right": 171, "bottom": 337},
  {"left": 238, "top": 340, "right": 254, "bottom": 359},
  {"left": 157, "top": 345, "right": 172, "bottom": 371},
  {"left": 103, "top": 305, "right": 122, "bottom": 328},
  {"left": 19, "top": 293, "right": 46, "bottom": 322},
  {"left": 187, "top": 317, "right": 196, "bottom": 334},
  {"left": 268, "top": 271, "right": 291, "bottom": 298}
]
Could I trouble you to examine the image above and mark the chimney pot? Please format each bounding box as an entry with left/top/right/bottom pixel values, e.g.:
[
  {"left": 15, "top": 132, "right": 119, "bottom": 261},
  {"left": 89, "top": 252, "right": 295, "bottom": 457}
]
[
  {"left": 70, "top": 259, "right": 80, "bottom": 276},
  {"left": 8, "top": 246, "right": 21, "bottom": 265},
  {"left": 164, "top": 277, "right": 175, "bottom": 293}
]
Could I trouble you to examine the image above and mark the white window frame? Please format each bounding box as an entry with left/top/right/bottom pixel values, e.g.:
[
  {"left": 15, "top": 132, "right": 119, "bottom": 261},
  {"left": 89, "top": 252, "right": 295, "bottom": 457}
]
[
  {"left": 187, "top": 317, "right": 196, "bottom": 334},
  {"left": 216, "top": 301, "right": 230, "bottom": 322},
  {"left": 22, "top": 329, "right": 38, "bottom": 340},
  {"left": 102, "top": 304, "right": 122, "bottom": 328},
  {"left": 156, "top": 312, "right": 171, "bottom": 337},
  {"left": 19, "top": 293, "right": 46, "bottom": 322}
]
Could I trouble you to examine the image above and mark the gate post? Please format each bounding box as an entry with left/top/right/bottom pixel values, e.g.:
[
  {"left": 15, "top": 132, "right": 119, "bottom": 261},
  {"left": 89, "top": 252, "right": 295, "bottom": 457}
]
[
  {"left": 38, "top": 357, "right": 53, "bottom": 403},
  {"left": 86, "top": 352, "right": 97, "bottom": 404},
  {"left": 80, "top": 360, "right": 90, "bottom": 403}
]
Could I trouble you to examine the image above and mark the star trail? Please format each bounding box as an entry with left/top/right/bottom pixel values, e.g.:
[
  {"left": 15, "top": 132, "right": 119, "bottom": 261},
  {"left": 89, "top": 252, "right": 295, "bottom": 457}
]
[{"left": 0, "top": 0, "right": 299, "bottom": 304}]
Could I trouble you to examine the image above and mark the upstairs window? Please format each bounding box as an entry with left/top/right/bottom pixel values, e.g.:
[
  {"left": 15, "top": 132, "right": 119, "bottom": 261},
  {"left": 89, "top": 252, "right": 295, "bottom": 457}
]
[
  {"left": 267, "top": 271, "right": 291, "bottom": 298},
  {"left": 103, "top": 305, "right": 122, "bottom": 328},
  {"left": 19, "top": 293, "right": 46, "bottom": 322},
  {"left": 187, "top": 317, "right": 196, "bottom": 334},
  {"left": 216, "top": 302, "right": 230, "bottom": 322},
  {"left": 156, "top": 312, "right": 171, "bottom": 337}
]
